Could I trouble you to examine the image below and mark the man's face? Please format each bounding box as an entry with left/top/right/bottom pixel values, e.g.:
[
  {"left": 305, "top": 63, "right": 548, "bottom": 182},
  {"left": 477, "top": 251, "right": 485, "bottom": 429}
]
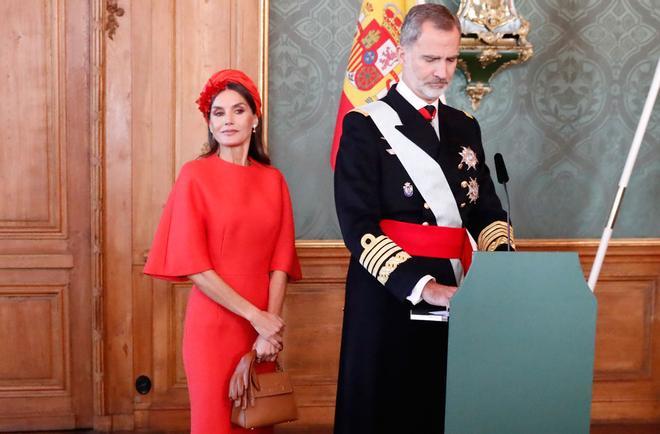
[{"left": 398, "top": 22, "right": 461, "bottom": 103}]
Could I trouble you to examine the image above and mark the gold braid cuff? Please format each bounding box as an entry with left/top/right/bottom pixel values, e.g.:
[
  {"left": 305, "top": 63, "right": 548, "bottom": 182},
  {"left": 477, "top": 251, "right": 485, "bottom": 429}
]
[
  {"left": 359, "top": 234, "right": 411, "bottom": 285},
  {"left": 478, "top": 221, "right": 515, "bottom": 251}
]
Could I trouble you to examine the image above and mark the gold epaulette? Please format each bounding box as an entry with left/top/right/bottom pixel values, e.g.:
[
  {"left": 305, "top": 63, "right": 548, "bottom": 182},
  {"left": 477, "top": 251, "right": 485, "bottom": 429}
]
[
  {"left": 463, "top": 110, "right": 474, "bottom": 119},
  {"left": 477, "top": 221, "right": 515, "bottom": 251},
  {"left": 349, "top": 107, "right": 370, "bottom": 117},
  {"left": 359, "top": 233, "right": 410, "bottom": 285}
]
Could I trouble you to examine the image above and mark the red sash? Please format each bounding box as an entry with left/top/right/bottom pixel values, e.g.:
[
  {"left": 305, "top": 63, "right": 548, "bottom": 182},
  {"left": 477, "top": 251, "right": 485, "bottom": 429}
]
[{"left": 380, "top": 219, "right": 473, "bottom": 273}]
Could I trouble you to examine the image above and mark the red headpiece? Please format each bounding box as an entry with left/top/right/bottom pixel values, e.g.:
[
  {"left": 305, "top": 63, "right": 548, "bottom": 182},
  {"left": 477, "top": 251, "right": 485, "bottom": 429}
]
[{"left": 196, "top": 69, "right": 262, "bottom": 122}]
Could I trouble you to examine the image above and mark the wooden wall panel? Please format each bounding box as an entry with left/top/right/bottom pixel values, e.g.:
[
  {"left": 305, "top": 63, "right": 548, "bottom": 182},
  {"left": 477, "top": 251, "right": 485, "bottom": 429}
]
[
  {"left": 0, "top": 0, "right": 63, "bottom": 233},
  {"left": 594, "top": 280, "right": 653, "bottom": 378},
  {"left": 174, "top": 0, "right": 231, "bottom": 168},
  {"left": 0, "top": 0, "right": 92, "bottom": 430},
  {"left": 0, "top": 285, "right": 67, "bottom": 387},
  {"left": 129, "top": 240, "right": 660, "bottom": 431},
  {"left": 102, "top": 0, "right": 134, "bottom": 425},
  {"left": 172, "top": 284, "right": 190, "bottom": 388}
]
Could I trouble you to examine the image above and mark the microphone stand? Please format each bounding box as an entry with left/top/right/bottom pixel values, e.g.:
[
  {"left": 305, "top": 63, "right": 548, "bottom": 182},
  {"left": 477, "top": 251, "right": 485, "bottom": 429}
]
[
  {"left": 503, "top": 183, "right": 511, "bottom": 252},
  {"left": 494, "top": 153, "right": 512, "bottom": 251}
]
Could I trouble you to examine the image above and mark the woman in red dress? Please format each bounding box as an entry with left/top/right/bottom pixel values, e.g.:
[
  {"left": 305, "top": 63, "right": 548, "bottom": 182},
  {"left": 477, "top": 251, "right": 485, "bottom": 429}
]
[{"left": 144, "top": 69, "right": 301, "bottom": 434}]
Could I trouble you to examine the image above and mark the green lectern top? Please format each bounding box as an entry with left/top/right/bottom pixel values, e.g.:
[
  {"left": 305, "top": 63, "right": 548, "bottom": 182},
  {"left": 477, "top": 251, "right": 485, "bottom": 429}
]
[{"left": 445, "top": 252, "right": 597, "bottom": 434}]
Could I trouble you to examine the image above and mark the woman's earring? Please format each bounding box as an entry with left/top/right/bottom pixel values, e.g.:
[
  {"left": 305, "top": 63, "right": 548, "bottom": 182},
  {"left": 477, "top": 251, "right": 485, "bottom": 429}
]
[{"left": 252, "top": 124, "right": 257, "bottom": 134}]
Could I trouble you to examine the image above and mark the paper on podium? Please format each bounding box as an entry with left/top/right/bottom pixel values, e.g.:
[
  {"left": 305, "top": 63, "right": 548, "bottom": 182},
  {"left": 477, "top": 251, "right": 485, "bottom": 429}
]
[{"left": 410, "top": 301, "right": 449, "bottom": 322}]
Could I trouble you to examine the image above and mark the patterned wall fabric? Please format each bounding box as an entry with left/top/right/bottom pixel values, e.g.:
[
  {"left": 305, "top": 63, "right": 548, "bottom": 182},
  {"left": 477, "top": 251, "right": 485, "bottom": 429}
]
[{"left": 269, "top": 0, "right": 660, "bottom": 239}]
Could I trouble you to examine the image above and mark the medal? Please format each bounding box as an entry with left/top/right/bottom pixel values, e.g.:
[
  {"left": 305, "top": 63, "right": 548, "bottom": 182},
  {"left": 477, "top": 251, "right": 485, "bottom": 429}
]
[
  {"left": 467, "top": 178, "right": 479, "bottom": 203},
  {"left": 459, "top": 146, "right": 478, "bottom": 170},
  {"left": 403, "top": 182, "right": 414, "bottom": 197}
]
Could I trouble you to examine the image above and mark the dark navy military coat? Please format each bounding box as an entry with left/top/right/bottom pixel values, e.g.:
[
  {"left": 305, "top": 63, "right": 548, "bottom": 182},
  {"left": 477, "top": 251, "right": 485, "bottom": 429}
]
[{"left": 333, "top": 84, "right": 511, "bottom": 434}]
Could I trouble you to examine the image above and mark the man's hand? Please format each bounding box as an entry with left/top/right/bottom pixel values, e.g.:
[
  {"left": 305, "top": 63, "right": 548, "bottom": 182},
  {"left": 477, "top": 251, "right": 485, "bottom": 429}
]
[{"left": 421, "top": 280, "right": 457, "bottom": 307}]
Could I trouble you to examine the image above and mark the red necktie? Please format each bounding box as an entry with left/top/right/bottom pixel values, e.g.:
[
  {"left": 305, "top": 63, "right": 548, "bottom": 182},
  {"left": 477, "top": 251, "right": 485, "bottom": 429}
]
[{"left": 419, "top": 105, "right": 436, "bottom": 122}]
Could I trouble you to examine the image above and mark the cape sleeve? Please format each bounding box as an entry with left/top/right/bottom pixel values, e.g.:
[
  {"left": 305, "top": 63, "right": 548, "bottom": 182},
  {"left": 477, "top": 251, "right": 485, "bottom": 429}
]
[
  {"left": 143, "top": 163, "right": 213, "bottom": 281},
  {"left": 269, "top": 173, "right": 302, "bottom": 281}
]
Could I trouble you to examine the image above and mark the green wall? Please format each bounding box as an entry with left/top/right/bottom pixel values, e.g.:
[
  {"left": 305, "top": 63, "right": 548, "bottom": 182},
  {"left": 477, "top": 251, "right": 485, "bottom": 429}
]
[{"left": 269, "top": 0, "right": 660, "bottom": 239}]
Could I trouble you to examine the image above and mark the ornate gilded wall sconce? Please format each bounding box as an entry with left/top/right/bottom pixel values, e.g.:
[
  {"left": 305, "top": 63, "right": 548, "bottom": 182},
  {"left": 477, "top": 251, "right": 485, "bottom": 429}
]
[{"left": 457, "top": 0, "right": 533, "bottom": 110}]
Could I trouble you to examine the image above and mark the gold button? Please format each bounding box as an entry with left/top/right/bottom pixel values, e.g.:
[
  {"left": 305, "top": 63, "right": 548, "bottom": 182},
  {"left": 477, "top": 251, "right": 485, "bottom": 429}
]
[
  {"left": 423, "top": 203, "right": 430, "bottom": 209},
  {"left": 460, "top": 202, "right": 466, "bottom": 208},
  {"left": 422, "top": 222, "right": 429, "bottom": 226},
  {"left": 458, "top": 163, "right": 464, "bottom": 170},
  {"left": 461, "top": 181, "right": 468, "bottom": 188}
]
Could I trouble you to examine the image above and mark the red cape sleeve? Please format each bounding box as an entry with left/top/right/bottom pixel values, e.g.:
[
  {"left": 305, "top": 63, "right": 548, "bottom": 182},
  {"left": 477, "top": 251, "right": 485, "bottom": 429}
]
[
  {"left": 144, "top": 164, "right": 212, "bottom": 281},
  {"left": 269, "top": 174, "right": 302, "bottom": 281}
]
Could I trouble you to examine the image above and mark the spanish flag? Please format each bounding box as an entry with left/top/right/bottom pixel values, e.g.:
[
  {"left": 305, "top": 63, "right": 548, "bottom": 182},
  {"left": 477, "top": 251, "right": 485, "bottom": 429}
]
[{"left": 330, "top": 0, "right": 421, "bottom": 169}]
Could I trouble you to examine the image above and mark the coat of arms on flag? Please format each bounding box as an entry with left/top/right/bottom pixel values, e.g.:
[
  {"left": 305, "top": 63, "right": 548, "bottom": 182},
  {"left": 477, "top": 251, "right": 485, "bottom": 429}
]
[{"left": 331, "top": 0, "right": 420, "bottom": 169}]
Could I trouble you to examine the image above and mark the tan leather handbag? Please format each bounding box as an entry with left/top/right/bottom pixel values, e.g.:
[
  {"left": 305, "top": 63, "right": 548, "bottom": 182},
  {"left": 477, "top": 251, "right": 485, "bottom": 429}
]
[{"left": 230, "top": 350, "right": 298, "bottom": 428}]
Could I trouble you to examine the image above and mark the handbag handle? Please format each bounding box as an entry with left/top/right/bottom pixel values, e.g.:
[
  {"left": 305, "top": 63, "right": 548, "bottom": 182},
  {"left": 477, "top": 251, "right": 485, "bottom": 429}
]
[
  {"left": 248, "top": 350, "right": 285, "bottom": 393},
  {"left": 248, "top": 350, "right": 261, "bottom": 392}
]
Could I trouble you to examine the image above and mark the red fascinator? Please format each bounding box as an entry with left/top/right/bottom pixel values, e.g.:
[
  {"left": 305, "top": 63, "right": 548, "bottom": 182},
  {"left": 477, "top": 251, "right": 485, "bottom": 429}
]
[{"left": 196, "top": 69, "right": 262, "bottom": 122}]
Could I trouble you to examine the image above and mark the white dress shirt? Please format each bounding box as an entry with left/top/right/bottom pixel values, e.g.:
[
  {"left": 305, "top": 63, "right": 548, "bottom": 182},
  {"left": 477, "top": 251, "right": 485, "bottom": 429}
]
[{"left": 394, "top": 80, "right": 441, "bottom": 305}]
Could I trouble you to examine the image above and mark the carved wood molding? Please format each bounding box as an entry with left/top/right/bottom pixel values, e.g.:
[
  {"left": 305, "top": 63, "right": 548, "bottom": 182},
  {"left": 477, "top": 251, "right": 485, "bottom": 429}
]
[
  {"left": 295, "top": 238, "right": 660, "bottom": 258},
  {"left": 0, "top": 254, "right": 73, "bottom": 269},
  {"left": 104, "top": 0, "right": 124, "bottom": 40},
  {"left": 91, "top": 0, "right": 106, "bottom": 424},
  {"left": 141, "top": 239, "right": 660, "bottom": 268}
]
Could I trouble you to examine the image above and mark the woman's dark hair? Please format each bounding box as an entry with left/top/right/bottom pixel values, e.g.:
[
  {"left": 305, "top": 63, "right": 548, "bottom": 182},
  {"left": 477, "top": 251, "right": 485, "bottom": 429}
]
[{"left": 201, "top": 82, "right": 271, "bottom": 165}]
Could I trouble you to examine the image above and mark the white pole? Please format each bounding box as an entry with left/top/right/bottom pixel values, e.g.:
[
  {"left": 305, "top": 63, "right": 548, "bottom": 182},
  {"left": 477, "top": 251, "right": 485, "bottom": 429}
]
[{"left": 588, "top": 57, "right": 660, "bottom": 291}]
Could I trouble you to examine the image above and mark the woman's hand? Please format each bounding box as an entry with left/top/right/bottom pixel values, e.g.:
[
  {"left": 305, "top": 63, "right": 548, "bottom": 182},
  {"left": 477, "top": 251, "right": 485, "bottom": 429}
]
[
  {"left": 253, "top": 335, "right": 281, "bottom": 362},
  {"left": 247, "top": 310, "right": 284, "bottom": 348},
  {"left": 228, "top": 351, "right": 256, "bottom": 409}
]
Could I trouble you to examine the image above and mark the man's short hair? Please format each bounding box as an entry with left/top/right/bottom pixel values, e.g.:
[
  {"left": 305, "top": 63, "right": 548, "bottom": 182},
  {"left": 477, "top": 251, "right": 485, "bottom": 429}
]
[{"left": 399, "top": 4, "right": 461, "bottom": 47}]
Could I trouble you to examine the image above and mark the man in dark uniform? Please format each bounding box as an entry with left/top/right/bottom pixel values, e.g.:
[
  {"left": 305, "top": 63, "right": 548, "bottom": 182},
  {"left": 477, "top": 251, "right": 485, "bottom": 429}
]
[{"left": 333, "top": 4, "right": 514, "bottom": 433}]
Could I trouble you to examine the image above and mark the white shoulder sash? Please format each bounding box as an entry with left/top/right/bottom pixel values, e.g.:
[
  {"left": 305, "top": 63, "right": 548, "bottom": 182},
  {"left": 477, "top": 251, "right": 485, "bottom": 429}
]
[{"left": 362, "top": 101, "right": 462, "bottom": 227}]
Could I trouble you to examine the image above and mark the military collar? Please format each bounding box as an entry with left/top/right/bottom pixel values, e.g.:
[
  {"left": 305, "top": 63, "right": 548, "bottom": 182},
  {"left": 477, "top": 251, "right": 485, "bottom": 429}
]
[
  {"left": 384, "top": 84, "right": 442, "bottom": 160},
  {"left": 394, "top": 79, "right": 439, "bottom": 114}
]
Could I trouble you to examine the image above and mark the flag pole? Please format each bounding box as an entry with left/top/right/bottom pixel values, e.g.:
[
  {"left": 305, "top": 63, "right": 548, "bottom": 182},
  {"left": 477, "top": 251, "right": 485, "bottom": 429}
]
[{"left": 588, "top": 57, "right": 660, "bottom": 291}]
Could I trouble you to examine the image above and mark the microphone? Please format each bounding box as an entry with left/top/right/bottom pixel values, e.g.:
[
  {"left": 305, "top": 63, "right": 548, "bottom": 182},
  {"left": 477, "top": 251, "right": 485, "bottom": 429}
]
[
  {"left": 494, "top": 153, "right": 512, "bottom": 251},
  {"left": 494, "top": 153, "right": 509, "bottom": 184}
]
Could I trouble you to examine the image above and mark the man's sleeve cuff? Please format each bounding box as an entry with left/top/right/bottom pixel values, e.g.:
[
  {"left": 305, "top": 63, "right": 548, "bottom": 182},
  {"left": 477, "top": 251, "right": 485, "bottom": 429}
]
[{"left": 407, "top": 275, "right": 435, "bottom": 305}]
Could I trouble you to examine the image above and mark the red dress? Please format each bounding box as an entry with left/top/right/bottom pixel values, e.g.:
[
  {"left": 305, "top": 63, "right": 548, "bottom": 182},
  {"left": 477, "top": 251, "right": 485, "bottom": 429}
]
[{"left": 144, "top": 156, "right": 301, "bottom": 434}]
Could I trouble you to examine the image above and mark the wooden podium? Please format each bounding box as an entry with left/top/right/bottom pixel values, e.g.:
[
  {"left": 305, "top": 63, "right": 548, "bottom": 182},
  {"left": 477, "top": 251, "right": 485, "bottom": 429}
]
[{"left": 445, "top": 252, "right": 597, "bottom": 434}]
